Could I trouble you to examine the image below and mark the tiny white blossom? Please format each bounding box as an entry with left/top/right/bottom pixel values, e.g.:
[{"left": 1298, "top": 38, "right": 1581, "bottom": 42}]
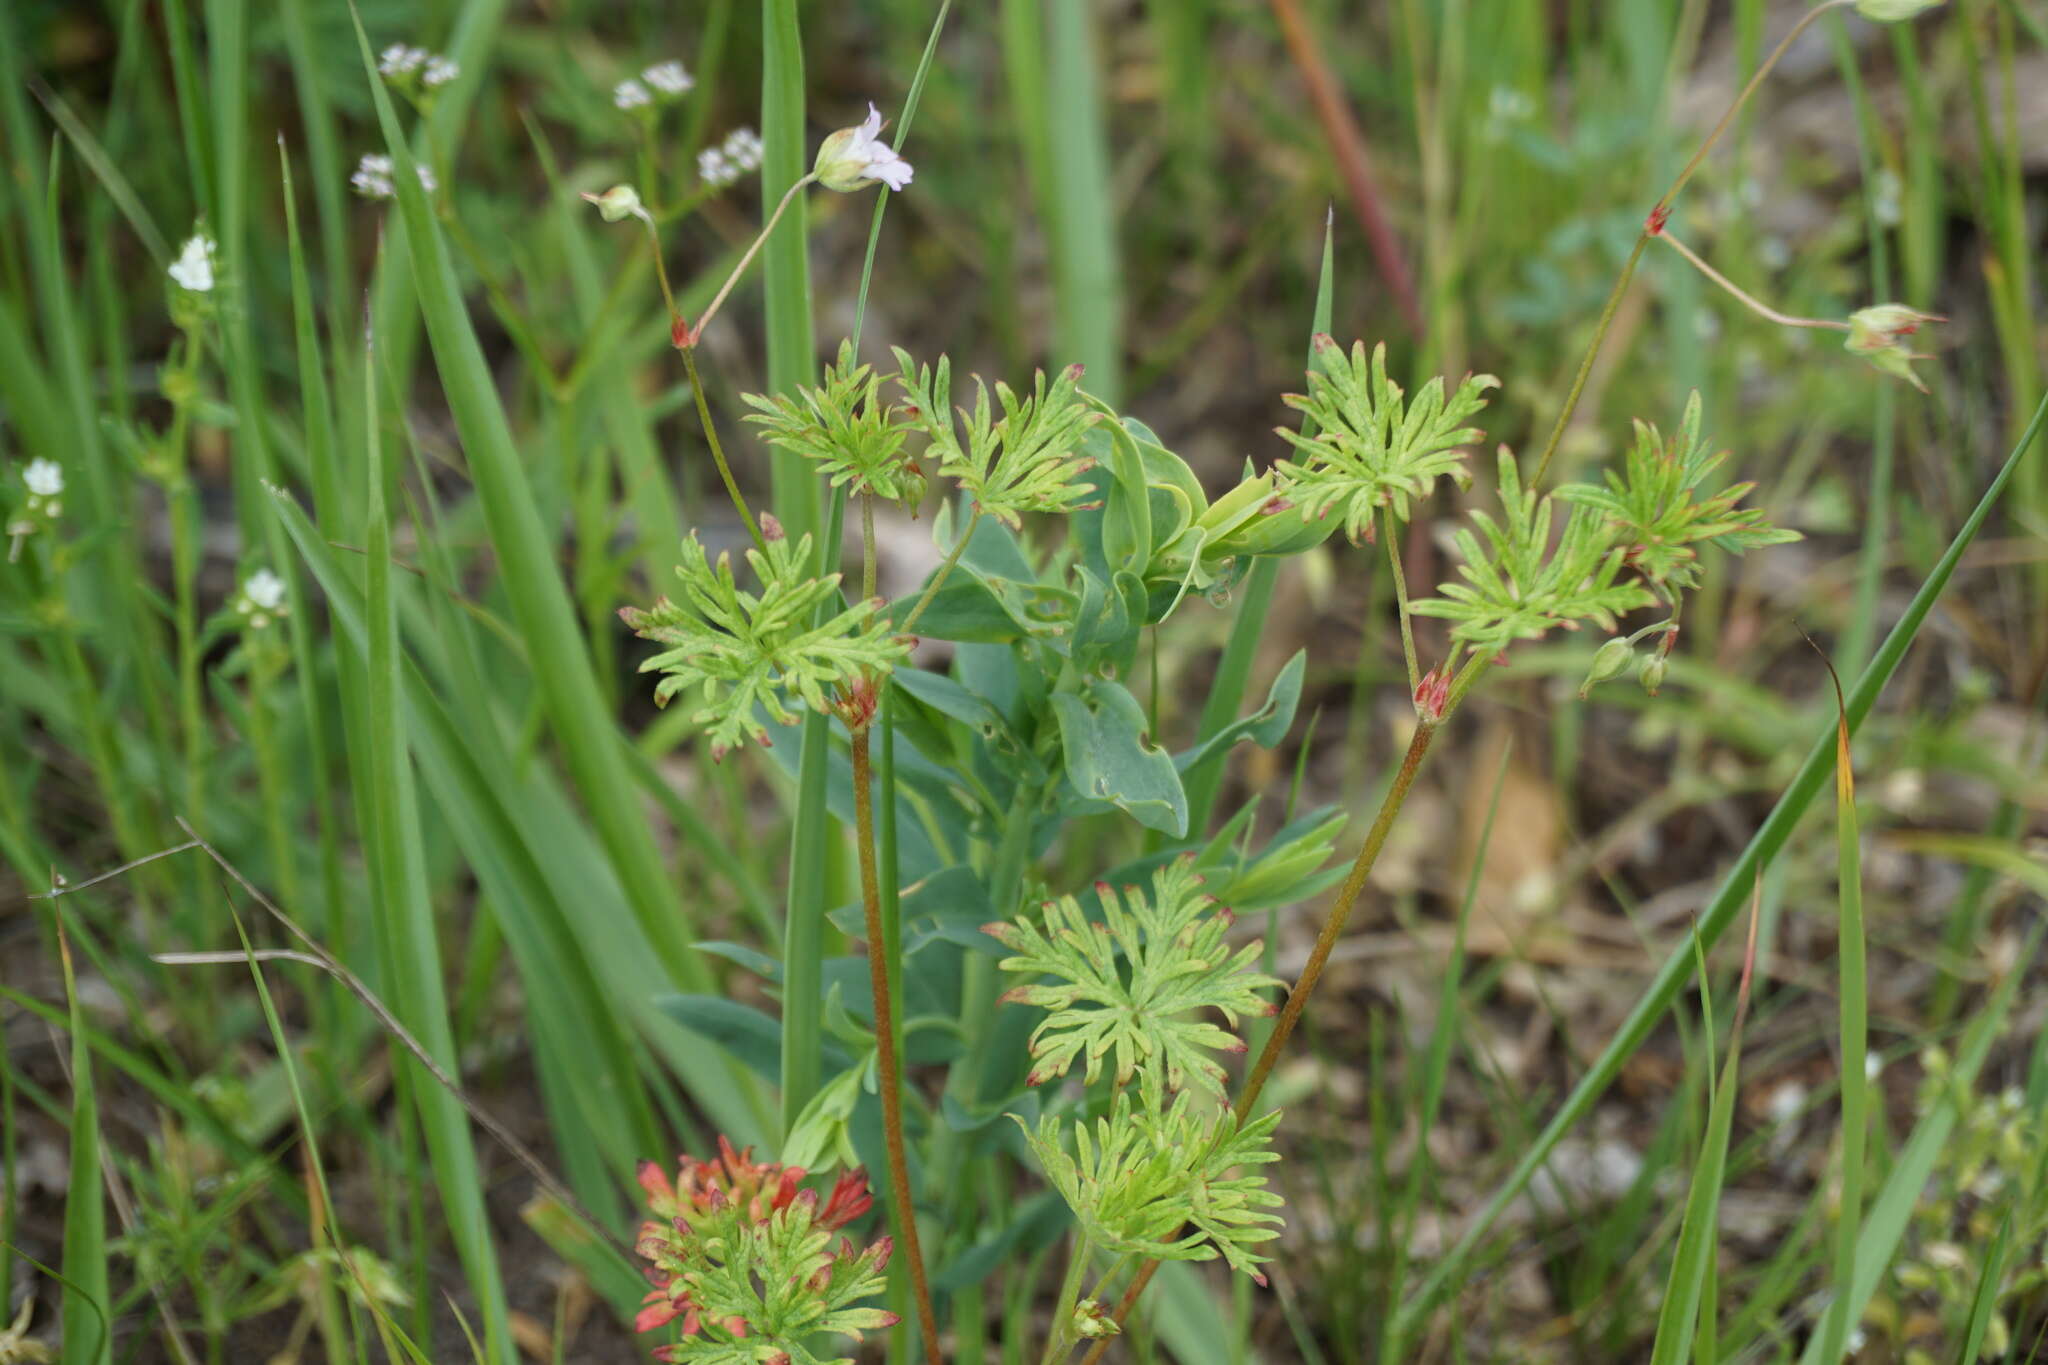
[
  {"left": 23, "top": 459, "right": 64, "bottom": 498},
  {"left": 350, "top": 153, "right": 436, "bottom": 200},
  {"left": 423, "top": 55, "right": 460, "bottom": 88},
  {"left": 698, "top": 148, "right": 737, "bottom": 188},
  {"left": 169, "top": 233, "right": 218, "bottom": 292},
  {"left": 1488, "top": 86, "right": 1535, "bottom": 122},
  {"left": 722, "top": 126, "right": 763, "bottom": 171},
  {"left": 243, "top": 568, "right": 287, "bottom": 611},
  {"left": 642, "top": 60, "right": 693, "bottom": 97},
  {"left": 614, "top": 78, "right": 651, "bottom": 110},
  {"left": 379, "top": 44, "right": 428, "bottom": 78},
  {"left": 813, "top": 102, "right": 912, "bottom": 193}
]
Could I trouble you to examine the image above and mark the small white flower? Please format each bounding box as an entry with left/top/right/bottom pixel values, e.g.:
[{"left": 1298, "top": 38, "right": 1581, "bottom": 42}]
[
  {"left": 169, "top": 233, "right": 218, "bottom": 292},
  {"left": 350, "top": 153, "right": 436, "bottom": 200},
  {"left": 23, "top": 458, "right": 64, "bottom": 498},
  {"left": 243, "top": 568, "right": 287, "bottom": 611},
  {"left": 722, "top": 126, "right": 763, "bottom": 171},
  {"left": 813, "top": 102, "right": 912, "bottom": 193},
  {"left": 351, "top": 154, "right": 396, "bottom": 199},
  {"left": 1864, "top": 1053, "right": 1884, "bottom": 1083},
  {"left": 422, "top": 55, "right": 460, "bottom": 88},
  {"left": 614, "top": 78, "right": 651, "bottom": 110},
  {"left": 642, "top": 60, "right": 693, "bottom": 97},
  {"left": 378, "top": 44, "right": 428, "bottom": 78},
  {"left": 698, "top": 148, "right": 737, "bottom": 188}
]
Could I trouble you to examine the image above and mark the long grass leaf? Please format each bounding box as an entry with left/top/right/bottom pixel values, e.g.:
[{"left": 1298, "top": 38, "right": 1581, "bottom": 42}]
[
  {"left": 56, "top": 924, "right": 111, "bottom": 1365},
  {"left": 346, "top": 7, "right": 760, "bottom": 1135},
  {"left": 1817, "top": 647, "right": 1868, "bottom": 1364}
]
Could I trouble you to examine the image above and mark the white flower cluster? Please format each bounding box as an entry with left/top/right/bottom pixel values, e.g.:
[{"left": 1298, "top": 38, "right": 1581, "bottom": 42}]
[
  {"left": 10, "top": 458, "right": 66, "bottom": 547},
  {"left": 351, "top": 153, "right": 439, "bottom": 200},
  {"left": 169, "top": 233, "right": 218, "bottom": 293},
  {"left": 378, "top": 44, "right": 460, "bottom": 88},
  {"left": 642, "top": 60, "right": 693, "bottom": 96},
  {"left": 233, "top": 568, "right": 289, "bottom": 631},
  {"left": 698, "top": 127, "right": 764, "bottom": 189},
  {"left": 617, "top": 60, "right": 692, "bottom": 111}
]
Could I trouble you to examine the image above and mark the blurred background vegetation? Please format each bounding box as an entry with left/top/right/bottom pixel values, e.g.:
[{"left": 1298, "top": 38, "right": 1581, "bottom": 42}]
[{"left": 2, "top": 0, "right": 2045, "bottom": 1360}]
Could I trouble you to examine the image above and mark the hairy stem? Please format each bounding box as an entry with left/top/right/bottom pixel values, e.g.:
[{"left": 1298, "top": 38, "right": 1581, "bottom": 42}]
[
  {"left": 1040, "top": 1231, "right": 1095, "bottom": 1365},
  {"left": 688, "top": 173, "right": 816, "bottom": 346},
  {"left": 1382, "top": 505, "right": 1420, "bottom": 696},
  {"left": 1659, "top": 231, "right": 1850, "bottom": 332},
  {"left": 850, "top": 730, "right": 944, "bottom": 1363},
  {"left": 898, "top": 505, "right": 984, "bottom": 636},
  {"left": 1531, "top": 0, "right": 1853, "bottom": 487},
  {"left": 679, "top": 345, "right": 769, "bottom": 559},
  {"left": 1081, "top": 651, "right": 1494, "bottom": 1362}
]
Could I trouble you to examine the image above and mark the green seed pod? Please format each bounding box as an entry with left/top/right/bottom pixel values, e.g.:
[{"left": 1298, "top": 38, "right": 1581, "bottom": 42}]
[{"left": 1579, "top": 637, "right": 1634, "bottom": 697}]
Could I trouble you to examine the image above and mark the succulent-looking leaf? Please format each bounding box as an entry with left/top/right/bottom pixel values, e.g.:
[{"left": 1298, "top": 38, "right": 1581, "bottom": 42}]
[
  {"left": 742, "top": 340, "right": 924, "bottom": 507},
  {"left": 1273, "top": 336, "right": 1498, "bottom": 544},
  {"left": 1411, "top": 448, "right": 1656, "bottom": 651},
  {"left": 1018, "top": 1091, "right": 1284, "bottom": 1283},
  {"left": 1554, "top": 392, "right": 1797, "bottom": 594},
  {"left": 892, "top": 348, "right": 1102, "bottom": 528},
  {"left": 987, "top": 857, "right": 1280, "bottom": 1106},
  {"left": 624, "top": 523, "right": 910, "bottom": 758}
]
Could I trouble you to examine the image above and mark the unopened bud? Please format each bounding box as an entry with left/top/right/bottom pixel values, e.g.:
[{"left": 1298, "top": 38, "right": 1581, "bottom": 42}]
[
  {"left": 1844, "top": 303, "right": 1944, "bottom": 394},
  {"left": 1855, "top": 0, "right": 1942, "bottom": 20},
  {"left": 759, "top": 512, "right": 785, "bottom": 542},
  {"left": 582, "top": 183, "right": 648, "bottom": 224},
  {"left": 1579, "top": 637, "right": 1634, "bottom": 697},
  {"left": 1637, "top": 651, "right": 1668, "bottom": 696}
]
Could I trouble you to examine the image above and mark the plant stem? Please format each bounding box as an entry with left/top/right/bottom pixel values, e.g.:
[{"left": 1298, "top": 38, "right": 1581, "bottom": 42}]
[
  {"left": 687, "top": 173, "right": 815, "bottom": 347},
  {"left": 899, "top": 505, "right": 984, "bottom": 636},
  {"left": 850, "top": 728, "right": 944, "bottom": 1364},
  {"left": 1658, "top": 232, "right": 1849, "bottom": 333},
  {"left": 1081, "top": 651, "right": 1494, "bottom": 1362},
  {"left": 1040, "top": 1232, "right": 1095, "bottom": 1365},
  {"left": 679, "top": 344, "right": 769, "bottom": 559},
  {"left": 1531, "top": 0, "right": 1853, "bottom": 487},
  {"left": 1381, "top": 505, "right": 1420, "bottom": 696}
]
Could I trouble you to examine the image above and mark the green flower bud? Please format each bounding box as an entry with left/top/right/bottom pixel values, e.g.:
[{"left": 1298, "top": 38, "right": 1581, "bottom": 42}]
[
  {"left": 1855, "top": 0, "right": 1943, "bottom": 20},
  {"left": 1638, "top": 651, "right": 1668, "bottom": 696},
  {"left": 581, "top": 183, "right": 647, "bottom": 224},
  {"left": 1579, "top": 637, "right": 1634, "bottom": 697},
  {"left": 1845, "top": 303, "right": 1944, "bottom": 393}
]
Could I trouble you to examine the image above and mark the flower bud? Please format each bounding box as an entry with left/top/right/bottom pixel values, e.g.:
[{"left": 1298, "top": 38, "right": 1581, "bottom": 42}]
[
  {"left": 1578, "top": 637, "right": 1634, "bottom": 697},
  {"left": 1844, "top": 303, "right": 1944, "bottom": 393},
  {"left": 814, "top": 103, "right": 913, "bottom": 193},
  {"left": 1854, "top": 0, "right": 1942, "bottom": 20},
  {"left": 1637, "top": 651, "right": 1668, "bottom": 696},
  {"left": 582, "top": 183, "right": 648, "bottom": 224}
]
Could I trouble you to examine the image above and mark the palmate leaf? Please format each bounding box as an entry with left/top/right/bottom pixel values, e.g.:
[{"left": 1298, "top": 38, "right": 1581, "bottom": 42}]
[
  {"left": 623, "top": 520, "right": 910, "bottom": 758},
  {"left": 1273, "top": 335, "right": 1499, "bottom": 543},
  {"left": 1019, "top": 1091, "right": 1285, "bottom": 1283},
  {"left": 891, "top": 347, "right": 1102, "bottom": 528},
  {"left": 741, "top": 339, "right": 924, "bottom": 508},
  {"left": 1554, "top": 391, "right": 1798, "bottom": 593},
  {"left": 1412, "top": 448, "right": 1656, "bottom": 652},
  {"left": 986, "top": 856, "right": 1280, "bottom": 1107}
]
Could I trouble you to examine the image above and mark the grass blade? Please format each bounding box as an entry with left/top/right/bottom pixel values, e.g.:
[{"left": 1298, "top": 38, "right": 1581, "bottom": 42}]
[
  {"left": 55, "top": 923, "right": 111, "bottom": 1365},
  {"left": 1816, "top": 646, "right": 1868, "bottom": 1364},
  {"left": 1042, "top": 0, "right": 1122, "bottom": 399},
  {"left": 357, "top": 340, "right": 514, "bottom": 1364},
  {"left": 347, "top": 8, "right": 760, "bottom": 1135},
  {"left": 760, "top": 0, "right": 819, "bottom": 538},
  {"left": 1398, "top": 388, "right": 2048, "bottom": 1338}
]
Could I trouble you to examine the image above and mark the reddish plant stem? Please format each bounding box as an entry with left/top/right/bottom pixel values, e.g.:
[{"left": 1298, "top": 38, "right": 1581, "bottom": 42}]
[
  {"left": 1079, "top": 692, "right": 1462, "bottom": 1363},
  {"left": 1267, "top": 0, "right": 1424, "bottom": 337},
  {"left": 851, "top": 728, "right": 944, "bottom": 1363}
]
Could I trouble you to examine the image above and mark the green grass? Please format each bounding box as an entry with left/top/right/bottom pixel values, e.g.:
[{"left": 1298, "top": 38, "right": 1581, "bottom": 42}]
[{"left": 5, "top": 3, "right": 2046, "bottom": 1362}]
